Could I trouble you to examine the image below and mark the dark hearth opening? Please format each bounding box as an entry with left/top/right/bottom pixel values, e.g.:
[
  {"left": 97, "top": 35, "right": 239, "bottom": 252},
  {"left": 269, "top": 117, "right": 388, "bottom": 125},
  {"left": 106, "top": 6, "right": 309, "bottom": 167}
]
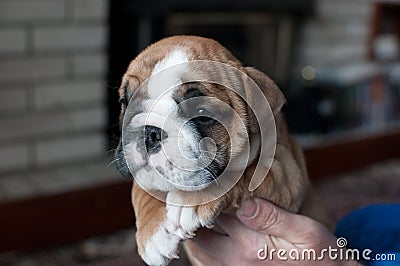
[{"left": 107, "top": 0, "right": 313, "bottom": 147}]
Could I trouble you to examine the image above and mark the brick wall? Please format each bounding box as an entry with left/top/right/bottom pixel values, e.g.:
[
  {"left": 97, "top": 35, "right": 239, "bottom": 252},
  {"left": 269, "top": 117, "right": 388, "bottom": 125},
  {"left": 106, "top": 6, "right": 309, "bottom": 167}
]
[
  {"left": 294, "top": 0, "right": 377, "bottom": 70},
  {"left": 0, "top": 0, "right": 108, "bottom": 174}
]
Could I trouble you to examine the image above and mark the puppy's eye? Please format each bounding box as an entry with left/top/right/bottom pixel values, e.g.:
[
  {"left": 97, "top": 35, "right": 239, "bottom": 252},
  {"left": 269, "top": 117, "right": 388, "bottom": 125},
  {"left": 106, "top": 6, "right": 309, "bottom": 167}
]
[
  {"left": 184, "top": 87, "right": 205, "bottom": 99},
  {"left": 197, "top": 108, "right": 208, "bottom": 115},
  {"left": 195, "top": 108, "right": 215, "bottom": 125}
]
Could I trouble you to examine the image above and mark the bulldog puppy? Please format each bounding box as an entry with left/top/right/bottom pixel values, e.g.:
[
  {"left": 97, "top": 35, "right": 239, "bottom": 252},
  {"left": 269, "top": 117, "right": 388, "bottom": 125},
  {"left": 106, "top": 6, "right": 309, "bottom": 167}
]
[{"left": 115, "top": 35, "right": 331, "bottom": 266}]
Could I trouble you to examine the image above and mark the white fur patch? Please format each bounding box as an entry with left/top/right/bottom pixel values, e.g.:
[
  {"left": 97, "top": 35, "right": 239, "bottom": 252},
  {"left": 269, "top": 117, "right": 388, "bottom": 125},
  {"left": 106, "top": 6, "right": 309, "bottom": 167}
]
[
  {"left": 148, "top": 49, "right": 188, "bottom": 99},
  {"left": 143, "top": 225, "right": 180, "bottom": 266},
  {"left": 135, "top": 167, "right": 176, "bottom": 192},
  {"left": 144, "top": 98, "right": 178, "bottom": 117},
  {"left": 141, "top": 192, "right": 211, "bottom": 265},
  {"left": 179, "top": 207, "right": 200, "bottom": 232},
  {"left": 123, "top": 142, "right": 145, "bottom": 167}
]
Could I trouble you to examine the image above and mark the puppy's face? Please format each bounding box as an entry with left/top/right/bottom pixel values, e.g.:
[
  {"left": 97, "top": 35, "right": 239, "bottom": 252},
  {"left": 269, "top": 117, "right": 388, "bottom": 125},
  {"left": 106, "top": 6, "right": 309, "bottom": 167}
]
[{"left": 115, "top": 36, "right": 285, "bottom": 193}]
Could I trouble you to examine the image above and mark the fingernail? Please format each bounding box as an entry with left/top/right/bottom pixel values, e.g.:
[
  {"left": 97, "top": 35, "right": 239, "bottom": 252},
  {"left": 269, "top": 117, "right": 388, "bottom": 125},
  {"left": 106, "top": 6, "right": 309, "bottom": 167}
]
[{"left": 238, "top": 198, "right": 258, "bottom": 218}]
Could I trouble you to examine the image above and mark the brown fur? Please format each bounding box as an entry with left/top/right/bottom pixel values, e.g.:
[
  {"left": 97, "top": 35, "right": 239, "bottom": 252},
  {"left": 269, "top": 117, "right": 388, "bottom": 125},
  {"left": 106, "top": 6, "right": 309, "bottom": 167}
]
[{"left": 119, "top": 35, "right": 332, "bottom": 265}]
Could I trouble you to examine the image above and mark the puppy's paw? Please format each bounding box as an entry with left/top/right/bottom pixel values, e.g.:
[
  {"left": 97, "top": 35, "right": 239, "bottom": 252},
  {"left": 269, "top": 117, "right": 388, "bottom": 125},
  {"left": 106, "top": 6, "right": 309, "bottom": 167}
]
[
  {"left": 141, "top": 225, "right": 181, "bottom": 266},
  {"left": 140, "top": 193, "right": 214, "bottom": 265}
]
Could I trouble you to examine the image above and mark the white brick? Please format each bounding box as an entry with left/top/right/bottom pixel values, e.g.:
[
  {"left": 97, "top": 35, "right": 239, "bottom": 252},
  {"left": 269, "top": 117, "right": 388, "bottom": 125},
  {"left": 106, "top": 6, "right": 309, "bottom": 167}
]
[
  {"left": 71, "top": 105, "right": 107, "bottom": 130},
  {"left": 0, "top": 112, "right": 70, "bottom": 141},
  {"left": 31, "top": 167, "right": 91, "bottom": 194},
  {"left": 0, "top": 173, "right": 37, "bottom": 199},
  {"left": 72, "top": 53, "right": 106, "bottom": 76},
  {"left": 301, "top": 22, "right": 368, "bottom": 41},
  {"left": 0, "top": 28, "right": 27, "bottom": 53},
  {"left": 84, "top": 160, "right": 120, "bottom": 181},
  {"left": 318, "top": 1, "right": 371, "bottom": 19},
  {"left": 0, "top": 57, "right": 66, "bottom": 82},
  {"left": 0, "top": 106, "right": 106, "bottom": 141},
  {"left": 0, "top": 87, "right": 27, "bottom": 112},
  {"left": 29, "top": 161, "right": 116, "bottom": 196},
  {"left": 295, "top": 0, "right": 373, "bottom": 68},
  {"left": 0, "top": 0, "right": 66, "bottom": 22},
  {"left": 34, "top": 80, "right": 105, "bottom": 109},
  {"left": 36, "top": 133, "right": 105, "bottom": 165},
  {"left": 33, "top": 26, "right": 106, "bottom": 51},
  {"left": 298, "top": 45, "right": 366, "bottom": 67},
  {"left": 73, "top": 0, "right": 108, "bottom": 20},
  {"left": 22, "top": 170, "right": 65, "bottom": 196},
  {"left": 0, "top": 144, "right": 29, "bottom": 171}
]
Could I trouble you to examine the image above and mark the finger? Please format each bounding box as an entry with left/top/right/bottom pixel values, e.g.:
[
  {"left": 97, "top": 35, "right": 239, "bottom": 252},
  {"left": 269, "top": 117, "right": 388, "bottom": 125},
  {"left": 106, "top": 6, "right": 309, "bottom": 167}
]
[
  {"left": 185, "top": 240, "right": 223, "bottom": 266},
  {"left": 216, "top": 214, "right": 253, "bottom": 242},
  {"left": 236, "top": 198, "right": 322, "bottom": 241},
  {"left": 191, "top": 228, "right": 232, "bottom": 259}
]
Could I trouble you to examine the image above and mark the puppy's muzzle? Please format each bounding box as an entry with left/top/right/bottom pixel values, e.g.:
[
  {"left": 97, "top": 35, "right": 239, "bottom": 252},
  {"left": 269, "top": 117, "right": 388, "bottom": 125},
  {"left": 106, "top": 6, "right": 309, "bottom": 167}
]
[
  {"left": 115, "top": 142, "right": 132, "bottom": 179},
  {"left": 144, "top": 125, "right": 168, "bottom": 154}
]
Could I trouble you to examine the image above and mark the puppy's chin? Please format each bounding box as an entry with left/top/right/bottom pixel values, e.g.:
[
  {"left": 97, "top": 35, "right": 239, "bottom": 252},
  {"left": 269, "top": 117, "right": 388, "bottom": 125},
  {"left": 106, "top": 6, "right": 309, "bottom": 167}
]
[
  {"left": 124, "top": 143, "right": 219, "bottom": 192},
  {"left": 133, "top": 165, "right": 214, "bottom": 192},
  {"left": 134, "top": 166, "right": 177, "bottom": 192}
]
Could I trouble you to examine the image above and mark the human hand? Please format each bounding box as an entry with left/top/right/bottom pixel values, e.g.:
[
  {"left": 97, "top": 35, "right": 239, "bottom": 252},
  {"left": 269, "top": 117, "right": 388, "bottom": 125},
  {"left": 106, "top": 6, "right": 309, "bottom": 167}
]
[{"left": 186, "top": 198, "right": 361, "bottom": 266}]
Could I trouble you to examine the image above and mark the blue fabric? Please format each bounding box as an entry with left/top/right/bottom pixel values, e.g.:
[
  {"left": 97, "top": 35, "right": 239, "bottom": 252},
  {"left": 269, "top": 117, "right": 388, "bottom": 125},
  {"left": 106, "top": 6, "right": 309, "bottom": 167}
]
[
  {"left": 369, "top": 253, "right": 400, "bottom": 266},
  {"left": 335, "top": 203, "right": 400, "bottom": 265}
]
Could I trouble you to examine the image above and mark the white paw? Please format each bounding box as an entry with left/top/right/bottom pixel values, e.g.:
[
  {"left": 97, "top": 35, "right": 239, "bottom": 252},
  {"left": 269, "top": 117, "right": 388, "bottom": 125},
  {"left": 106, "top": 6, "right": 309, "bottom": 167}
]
[
  {"left": 142, "top": 225, "right": 181, "bottom": 266},
  {"left": 179, "top": 206, "right": 200, "bottom": 233},
  {"left": 141, "top": 192, "right": 210, "bottom": 265}
]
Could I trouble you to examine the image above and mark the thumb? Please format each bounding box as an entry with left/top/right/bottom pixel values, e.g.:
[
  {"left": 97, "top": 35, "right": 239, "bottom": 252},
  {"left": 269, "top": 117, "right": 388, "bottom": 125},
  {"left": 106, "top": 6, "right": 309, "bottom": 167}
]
[{"left": 236, "top": 198, "right": 319, "bottom": 241}]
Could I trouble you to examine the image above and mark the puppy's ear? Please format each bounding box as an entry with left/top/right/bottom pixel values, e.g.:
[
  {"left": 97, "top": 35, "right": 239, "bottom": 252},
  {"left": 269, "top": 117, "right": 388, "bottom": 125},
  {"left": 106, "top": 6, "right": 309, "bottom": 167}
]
[
  {"left": 118, "top": 76, "right": 141, "bottom": 112},
  {"left": 118, "top": 75, "right": 140, "bottom": 100},
  {"left": 244, "top": 67, "right": 286, "bottom": 133}
]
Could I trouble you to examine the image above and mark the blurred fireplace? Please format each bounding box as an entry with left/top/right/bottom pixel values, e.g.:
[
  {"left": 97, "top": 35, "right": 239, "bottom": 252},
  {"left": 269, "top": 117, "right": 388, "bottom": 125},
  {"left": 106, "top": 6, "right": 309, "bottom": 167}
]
[
  {"left": 107, "top": 0, "right": 313, "bottom": 146},
  {"left": 165, "top": 12, "right": 292, "bottom": 83}
]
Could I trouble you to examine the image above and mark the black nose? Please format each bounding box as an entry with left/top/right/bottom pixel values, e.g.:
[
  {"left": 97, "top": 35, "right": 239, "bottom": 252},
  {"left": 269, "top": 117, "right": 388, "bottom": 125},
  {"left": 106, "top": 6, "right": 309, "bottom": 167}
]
[{"left": 145, "top": 125, "right": 167, "bottom": 154}]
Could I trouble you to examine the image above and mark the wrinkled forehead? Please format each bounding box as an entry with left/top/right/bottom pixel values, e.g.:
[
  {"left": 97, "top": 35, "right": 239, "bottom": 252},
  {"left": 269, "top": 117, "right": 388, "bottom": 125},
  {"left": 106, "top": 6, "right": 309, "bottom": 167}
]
[
  {"left": 128, "top": 49, "right": 237, "bottom": 104},
  {"left": 146, "top": 49, "right": 190, "bottom": 100}
]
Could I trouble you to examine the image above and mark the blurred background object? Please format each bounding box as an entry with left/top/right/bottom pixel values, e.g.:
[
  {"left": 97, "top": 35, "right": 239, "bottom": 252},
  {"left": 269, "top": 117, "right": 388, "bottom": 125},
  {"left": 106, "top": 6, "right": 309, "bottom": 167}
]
[
  {"left": 108, "top": 0, "right": 313, "bottom": 140},
  {"left": 0, "top": 0, "right": 111, "bottom": 198},
  {"left": 1, "top": 0, "right": 400, "bottom": 265},
  {"left": 0, "top": 0, "right": 134, "bottom": 262}
]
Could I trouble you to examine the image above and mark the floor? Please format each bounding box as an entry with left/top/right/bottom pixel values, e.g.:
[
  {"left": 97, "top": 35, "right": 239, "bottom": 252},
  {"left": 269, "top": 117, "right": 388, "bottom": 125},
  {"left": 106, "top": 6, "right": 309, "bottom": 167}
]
[{"left": 1, "top": 158, "right": 400, "bottom": 266}]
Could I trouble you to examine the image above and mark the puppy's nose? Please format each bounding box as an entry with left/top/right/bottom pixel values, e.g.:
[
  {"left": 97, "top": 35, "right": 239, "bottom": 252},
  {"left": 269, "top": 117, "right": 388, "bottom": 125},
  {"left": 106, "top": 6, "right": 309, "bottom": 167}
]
[{"left": 145, "top": 125, "right": 167, "bottom": 154}]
